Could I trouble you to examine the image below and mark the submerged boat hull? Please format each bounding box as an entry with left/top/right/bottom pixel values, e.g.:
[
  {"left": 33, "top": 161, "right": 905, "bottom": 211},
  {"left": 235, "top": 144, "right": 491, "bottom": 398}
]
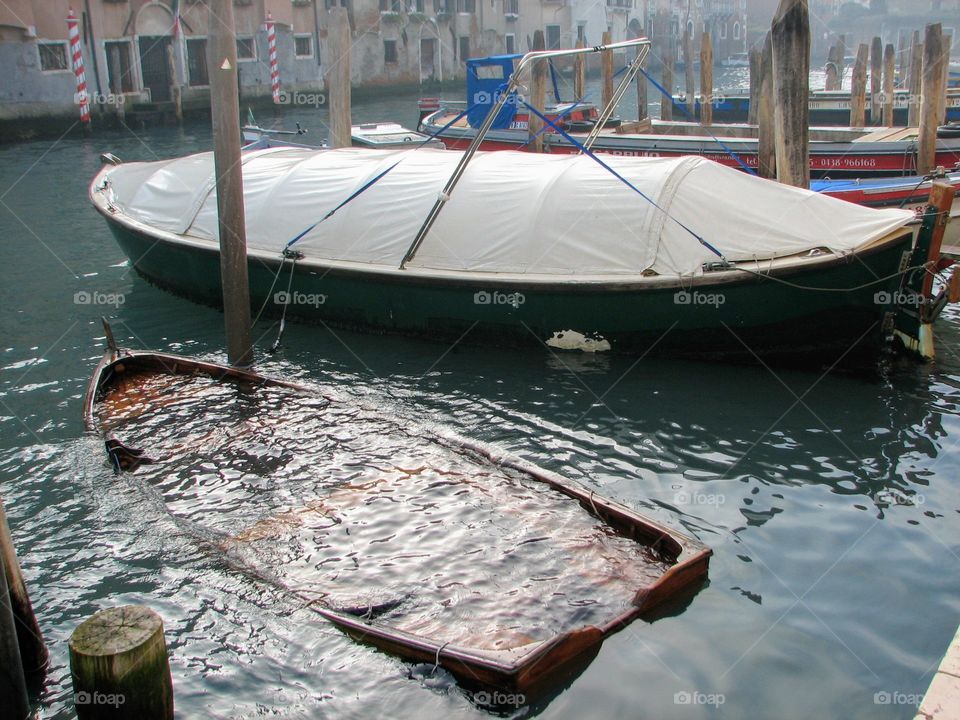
[
  {"left": 84, "top": 347, "right": 712, "bottom": 698},
  {"left": 101, "top": 216, "right": 914, "bottom": 361}
]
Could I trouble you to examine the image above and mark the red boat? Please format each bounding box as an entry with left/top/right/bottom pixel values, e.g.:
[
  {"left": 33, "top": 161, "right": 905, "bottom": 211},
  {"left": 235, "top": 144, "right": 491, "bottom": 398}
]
[{"left": 420, "top": 54, "right": 960, "bottom": 180}]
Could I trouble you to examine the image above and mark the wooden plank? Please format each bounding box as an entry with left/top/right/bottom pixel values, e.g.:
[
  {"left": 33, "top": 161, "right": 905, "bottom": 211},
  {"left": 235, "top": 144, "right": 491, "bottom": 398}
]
[
  {"left": 919, "top": 23, "right": 946, "bottom": 175},
  {"left": 528, "top": 30, "right": 547, "bottom": 153},
  {"left": 771, "top": 0, "right": 810, "bottom": 188},
  {"left": 883, "top": 43, "right": 895, "bottom": 127},
  {"left": 700, "top": 32, "right": 713, "bottom": 126},
  {"left": 850, "top": 43, "right": 869, "bottom": 128}
]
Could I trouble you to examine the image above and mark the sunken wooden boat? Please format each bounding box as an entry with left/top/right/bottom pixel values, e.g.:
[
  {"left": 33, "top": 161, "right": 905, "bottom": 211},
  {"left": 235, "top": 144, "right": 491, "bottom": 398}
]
[{"left": 84, "top": 344, "right": 712, "bottom": 697}]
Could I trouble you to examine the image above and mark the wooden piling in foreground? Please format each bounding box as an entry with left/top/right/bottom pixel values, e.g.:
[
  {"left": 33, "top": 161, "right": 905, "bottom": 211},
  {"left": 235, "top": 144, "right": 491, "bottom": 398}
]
[
  {"left": 70, "top": 606, "right": 173, "bottom": 719},
  {"left": 748, "top": 47, "right": 761, "bottom": 125},
  {"left": 327, "top": 7, "right": 352, "bottom": 149},
  {"left": 165, "top": 44, "right": 182, "bottom": 123},
  {"left": 0, "top": 554, "right": 29, "bottom": 720},
  {"left": 918, "top": 23, "right": 946, "bottom": 175},
  {"left": 573, "top": 40, "right": 585, "bottom": 100},
  {"left": 870, "top": 36, "right": 882, "bottom": 123},
  {"left": 683, "top": 28, "right": 695, "bottom": 118},
  {"left": 661, "top": 40, "right": 674, "bottom": 121},
  {"left": 601, "top": 31, "right": 614, "bottom": 111},
  {"left": 908, "top": 32, "right": 922, "bottom": 127},
  {"left": 0, "top": 497, "right": 47, "bottom": 679},
  {"left": 528, "top": 30, "right": 547, "bottom": 153},
  {"left": 882, "top": 43, "right": 895, "bottom": 126},
  {"left": 636, "top": 45, "right": 648, "bottom": 121},
  {"left": 771, "top": 0, "right": 810, "bottom": 188},
  {"left": 699, "top": 32, "right": 713, "bottom": 126},
  {"left": 208, "top": 0, "right": 253, "bottom": 368},
  {"left": 758, "top": 33, "right": 776, "bottom": 179},
  {"left": 850, "top": 43, "right": 868, "bottom": 128}
]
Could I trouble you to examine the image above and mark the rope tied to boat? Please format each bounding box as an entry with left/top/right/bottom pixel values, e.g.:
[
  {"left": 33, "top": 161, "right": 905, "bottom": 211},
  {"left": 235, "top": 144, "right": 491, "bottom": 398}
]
[
  {"left": 267, "top": 249, "right": 303, "bottom": 354},
  {"left": 520, "top": 98, "right": 727, "bottom": 261}
]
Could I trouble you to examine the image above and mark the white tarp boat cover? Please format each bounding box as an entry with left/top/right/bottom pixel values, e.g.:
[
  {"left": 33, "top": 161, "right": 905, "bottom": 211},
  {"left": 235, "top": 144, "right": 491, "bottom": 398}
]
[{"left": 101, "top": 147, "right": 914, "bottom": 278}]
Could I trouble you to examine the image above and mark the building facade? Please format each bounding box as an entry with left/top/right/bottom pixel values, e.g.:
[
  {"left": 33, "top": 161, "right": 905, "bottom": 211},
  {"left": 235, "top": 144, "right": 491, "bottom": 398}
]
[{"left": 0, "top": 0, "right": 705, "bottom": 125}]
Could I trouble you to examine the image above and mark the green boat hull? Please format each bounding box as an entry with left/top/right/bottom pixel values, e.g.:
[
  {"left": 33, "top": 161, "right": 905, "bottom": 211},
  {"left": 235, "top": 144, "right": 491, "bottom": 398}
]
[{"left": 106, "top": 219, "right": 912, "bottom": 361}]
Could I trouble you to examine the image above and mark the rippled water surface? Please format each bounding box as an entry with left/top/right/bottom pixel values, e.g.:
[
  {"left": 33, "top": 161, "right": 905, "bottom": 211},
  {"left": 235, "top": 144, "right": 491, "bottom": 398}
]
[{"left": 1, "top": 80, "right": 959, "bottom": 719}]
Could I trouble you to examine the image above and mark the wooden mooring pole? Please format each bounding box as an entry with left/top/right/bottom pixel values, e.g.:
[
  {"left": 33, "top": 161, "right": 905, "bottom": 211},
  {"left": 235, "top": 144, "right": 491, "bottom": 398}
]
[
  {"left": 0, "top": 552, "right": 29, "bottom": 720},
  {"left": 758, "top": 32, "right": 776, "bottom": 179},
  {"left": 601, "top": 31, "right": 614, "bottom": 111},
  {"left": 327, "top": 7, "right": 352, "bottom": 149},
  {"left": 0, "top": 497, "right": 47, "bottom": 679},
  {"left": 69, "top": 605, "right": 173, "bottom": 719},
  {"left": 850, "top": 43, "right": 868, "bottom": 128},
  {"left": 660, "top": 39, "right": 674, "bottom": 121},
  {"left": 908, "top": 31, "right": 922, "bottom": 127},
  {"left": 918, "top": 23, "right": 946, "bottom": 175},
  {"left": 882, "top": 43, "right": 895, "bottom": 127},
  {"left": 528, "top": 30, "right": 547, "bottom": 153},
  {"left": 636, "top": 44, "right": 648, "bottom": 122},
  {"left": 748, "top": 46, "right": 761, "bottom": 125},
  {"left": 940, "top": 33, "right": 951, "bottom": 124},
  {"left": 870, "top": 36, "right": 882, "bottom": 124},
  {"left": 683, "top": 28, "right": 695, "bottom": 118},
  {"left": 574, "top": 40, "right": 585, "bottom": 101},
  {"left": 824, "top": 45, "right": 839, "bottom": 92},
  {"left": 699, "top": 31, "right": 713, "bottom": 126},
  {"left": 771, "top": 0, "right": 810, "bottom": 188},
  {"left": 209, "top": 0, "right": 253, "bottom": 368}
]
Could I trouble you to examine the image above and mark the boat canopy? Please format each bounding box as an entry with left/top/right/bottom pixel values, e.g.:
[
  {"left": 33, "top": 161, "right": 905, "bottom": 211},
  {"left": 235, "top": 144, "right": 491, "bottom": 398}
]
[{"left": 100, "top": 147, "right": 914, "bottom": 279}]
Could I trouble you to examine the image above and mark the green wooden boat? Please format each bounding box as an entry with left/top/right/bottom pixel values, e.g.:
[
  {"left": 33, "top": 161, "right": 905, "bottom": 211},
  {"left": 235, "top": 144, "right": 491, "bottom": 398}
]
[{"left": 89, "top": 143, "right": 923, "bottom": 361}]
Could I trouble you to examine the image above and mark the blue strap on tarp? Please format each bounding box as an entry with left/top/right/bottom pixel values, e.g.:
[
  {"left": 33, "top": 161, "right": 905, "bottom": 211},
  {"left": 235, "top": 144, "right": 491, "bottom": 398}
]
[
  {"left": 637, "top": 66, "right": 757, "bottom": 176},
  {"left": 521, "top": 99, "right": 725, "bottom": 259},
  {"left": 518, "top": 96, "right": 586, "bottom": 150},
  {"left": 286, "top": 106, "right": 474, "bottom": 249}
]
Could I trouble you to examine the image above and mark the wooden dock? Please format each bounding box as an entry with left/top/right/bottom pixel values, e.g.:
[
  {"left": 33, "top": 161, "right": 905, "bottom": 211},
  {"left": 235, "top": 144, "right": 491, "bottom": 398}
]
[{"left": 916, "top": 624, "right": 960, "bottom": 719}]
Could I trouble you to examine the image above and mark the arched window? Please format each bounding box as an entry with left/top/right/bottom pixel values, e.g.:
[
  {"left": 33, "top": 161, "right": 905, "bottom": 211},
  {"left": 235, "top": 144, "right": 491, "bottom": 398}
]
[{"left": 733, "top": 22, "right": 740, "bottom": 39}]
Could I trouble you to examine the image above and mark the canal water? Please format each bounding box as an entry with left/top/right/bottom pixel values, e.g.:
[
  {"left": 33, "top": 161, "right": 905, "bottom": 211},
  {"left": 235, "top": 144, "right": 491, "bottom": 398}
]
[{"left": 1, "top": 77, "right": 959, "bottom": 720}]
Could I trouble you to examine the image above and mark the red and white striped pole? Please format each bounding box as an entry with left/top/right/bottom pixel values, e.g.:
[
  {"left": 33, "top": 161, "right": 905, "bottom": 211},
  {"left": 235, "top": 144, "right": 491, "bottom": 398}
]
[
  {"left": 67, "top": 8, "right": 90, "bottom": 124},
  {"left": 267, "top": 13, "right": 280, "bottom": 103}
]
